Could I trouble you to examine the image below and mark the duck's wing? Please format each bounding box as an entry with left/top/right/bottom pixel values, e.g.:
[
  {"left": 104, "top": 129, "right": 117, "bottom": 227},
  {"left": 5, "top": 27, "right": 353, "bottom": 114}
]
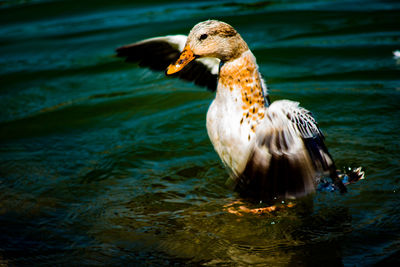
[
  {"left": 282, "top": 100, "right": 347, "bottom": 193},
  {"left": 235, "top": 100, "right": 345, "bottom": 202},
  {"left": 116, "top": 35, "right": 220, "bottom": 91}
]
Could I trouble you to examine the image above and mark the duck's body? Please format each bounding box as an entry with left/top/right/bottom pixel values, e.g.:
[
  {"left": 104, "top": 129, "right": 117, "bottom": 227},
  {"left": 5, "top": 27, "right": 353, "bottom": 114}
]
[
  {"left": 207, "top": 48, "right": 323, "bottom": 201},
  {"left": 116, "top": 20, "right": 350, "bottom": 202},
  {"left": 207, "top": 50, "right": 267, "bottom": 176}
]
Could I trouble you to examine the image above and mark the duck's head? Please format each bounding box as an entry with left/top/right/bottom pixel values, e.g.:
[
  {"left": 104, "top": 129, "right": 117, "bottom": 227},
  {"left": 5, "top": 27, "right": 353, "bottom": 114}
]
[{"left": 167, "top": 20, "right": 248, "bottom": 75}]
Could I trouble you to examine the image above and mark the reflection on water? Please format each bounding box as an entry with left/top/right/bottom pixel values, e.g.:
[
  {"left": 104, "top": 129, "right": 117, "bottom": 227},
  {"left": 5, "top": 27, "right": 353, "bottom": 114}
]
[{"left": 0, "top": 0, "right": 399, "bottom": 265}]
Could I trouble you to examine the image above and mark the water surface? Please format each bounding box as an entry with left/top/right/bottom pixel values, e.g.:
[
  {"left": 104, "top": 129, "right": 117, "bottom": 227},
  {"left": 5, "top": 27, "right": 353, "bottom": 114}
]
[{"left": 1, "top": 0, "right": 399, "bottom": 265}]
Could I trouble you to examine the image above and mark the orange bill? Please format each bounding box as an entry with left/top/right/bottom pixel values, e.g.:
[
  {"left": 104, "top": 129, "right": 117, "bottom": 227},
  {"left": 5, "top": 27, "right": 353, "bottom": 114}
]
[{"left": 166, "top": 45, "right": 196, "bottom": 75}]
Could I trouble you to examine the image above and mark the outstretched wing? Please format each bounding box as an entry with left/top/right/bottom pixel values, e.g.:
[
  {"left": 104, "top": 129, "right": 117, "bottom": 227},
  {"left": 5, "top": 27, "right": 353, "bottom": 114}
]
[
  {"left": 116, "top": 35, "right": 220, "bottom": 91},
  {"left": 235, "top": 100, "right": 345, "bottom": 202}
]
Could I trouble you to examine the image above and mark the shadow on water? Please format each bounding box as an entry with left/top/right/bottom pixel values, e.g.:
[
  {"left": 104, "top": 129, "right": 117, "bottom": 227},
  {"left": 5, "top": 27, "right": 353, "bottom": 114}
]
[{"left": 84, "top": 194, "right": 353, "bottom": 266}]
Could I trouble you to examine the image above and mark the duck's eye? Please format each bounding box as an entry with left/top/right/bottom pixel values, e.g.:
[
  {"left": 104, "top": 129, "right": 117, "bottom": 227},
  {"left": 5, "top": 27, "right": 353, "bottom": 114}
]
[{"left": 199, "top": 34, "right": 208, "bottom": 41}]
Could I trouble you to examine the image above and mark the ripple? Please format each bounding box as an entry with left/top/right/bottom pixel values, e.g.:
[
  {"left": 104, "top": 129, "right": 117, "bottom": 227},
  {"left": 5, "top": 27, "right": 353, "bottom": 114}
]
[{"left": 1, "top": 0, "right": 399, "bottom": 265}]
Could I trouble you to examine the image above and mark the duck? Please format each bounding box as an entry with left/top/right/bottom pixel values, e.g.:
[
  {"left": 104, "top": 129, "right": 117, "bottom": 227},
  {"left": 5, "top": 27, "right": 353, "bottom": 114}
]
[{"left": 116, "top": 20, "right": 363, "bottom": 204}]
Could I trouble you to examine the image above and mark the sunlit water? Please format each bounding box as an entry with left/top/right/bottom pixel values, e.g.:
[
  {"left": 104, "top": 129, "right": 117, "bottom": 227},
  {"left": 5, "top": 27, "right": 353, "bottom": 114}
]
[{"left": 0, "top": 0, "right": 399, "bottom": 265}]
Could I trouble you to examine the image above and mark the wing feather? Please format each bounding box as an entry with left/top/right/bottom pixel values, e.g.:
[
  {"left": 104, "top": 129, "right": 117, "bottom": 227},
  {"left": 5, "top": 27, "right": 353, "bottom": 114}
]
[
  {"left": 234, "top": 100, "right": 346, "bottom": 202},
  {"left": 116, "top": 35, "right": 219, "bottom": 91},
  {"left": 273, "top": 100, "right": 346, "bottom": 193}
]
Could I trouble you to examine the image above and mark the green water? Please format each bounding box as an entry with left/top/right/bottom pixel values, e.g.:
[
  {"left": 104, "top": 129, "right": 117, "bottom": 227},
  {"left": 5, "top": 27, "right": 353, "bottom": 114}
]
[{"left": 1, "top": 0, "right": 399, "bottom": 265}]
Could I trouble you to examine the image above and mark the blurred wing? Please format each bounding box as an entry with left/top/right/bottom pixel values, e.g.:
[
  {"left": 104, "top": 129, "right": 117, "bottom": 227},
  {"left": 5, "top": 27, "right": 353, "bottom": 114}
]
[
  {"left": 283, "top": 100, "right": 347, "bottom": 192},
  {"left": 235, "top": 100, "right": 346, "bottom": 202},
  {"left": 235, "top": 101, "right": 316, "bottom": 201},
  {"left": 116, "top": 35, "right": 219, "bottom": 91},
  {"left": 279, "top": 100, "right": 337, "bottom": 175}
]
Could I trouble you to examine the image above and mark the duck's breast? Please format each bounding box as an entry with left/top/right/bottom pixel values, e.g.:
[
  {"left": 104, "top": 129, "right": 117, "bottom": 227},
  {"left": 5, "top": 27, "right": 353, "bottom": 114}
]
[{"left": 206, "top": 88, "right": 255, "bottom": 176}]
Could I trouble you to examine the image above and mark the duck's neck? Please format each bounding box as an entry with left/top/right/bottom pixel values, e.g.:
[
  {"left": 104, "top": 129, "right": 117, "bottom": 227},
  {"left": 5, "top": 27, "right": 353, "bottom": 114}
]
[{"left": 217, "top": 50, "right": 269, "bottom": 108}]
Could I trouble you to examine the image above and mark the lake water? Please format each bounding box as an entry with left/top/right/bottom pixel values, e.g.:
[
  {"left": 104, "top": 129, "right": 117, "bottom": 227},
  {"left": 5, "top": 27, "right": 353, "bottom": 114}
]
[{"left": 1, "top": 0, "right": 399, "bottom": 265}]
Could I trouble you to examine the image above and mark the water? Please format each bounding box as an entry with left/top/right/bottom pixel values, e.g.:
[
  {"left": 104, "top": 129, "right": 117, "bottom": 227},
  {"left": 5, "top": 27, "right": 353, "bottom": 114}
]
[{"left": 1, "top": 0, "right": 399, "bottom": 265}]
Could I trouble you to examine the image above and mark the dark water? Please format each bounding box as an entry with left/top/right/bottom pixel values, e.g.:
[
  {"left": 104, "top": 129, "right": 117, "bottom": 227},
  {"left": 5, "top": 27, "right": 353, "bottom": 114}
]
[{"left": 1, "top": 0, "right": 399, "bottom": 265}]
